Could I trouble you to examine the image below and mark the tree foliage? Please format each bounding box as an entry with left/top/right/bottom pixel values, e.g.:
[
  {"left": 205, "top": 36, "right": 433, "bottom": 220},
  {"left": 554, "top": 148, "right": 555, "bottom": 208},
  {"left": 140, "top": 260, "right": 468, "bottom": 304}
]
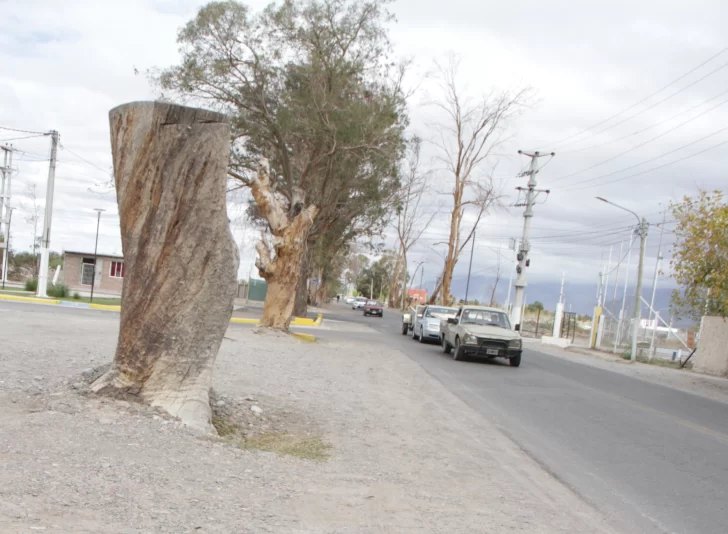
[
  {"left": 356, "top": 251, "right": 396, "bottom": 299},
  {"left": 669, "top": 190, "right": 728, "bottom": 320}
]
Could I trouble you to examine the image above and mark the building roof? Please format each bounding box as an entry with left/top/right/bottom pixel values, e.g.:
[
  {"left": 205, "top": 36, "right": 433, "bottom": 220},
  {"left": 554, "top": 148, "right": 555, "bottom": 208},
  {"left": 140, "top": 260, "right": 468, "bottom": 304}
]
[{"left": 64, "top": 250, "right": 124, "bottom": 260}]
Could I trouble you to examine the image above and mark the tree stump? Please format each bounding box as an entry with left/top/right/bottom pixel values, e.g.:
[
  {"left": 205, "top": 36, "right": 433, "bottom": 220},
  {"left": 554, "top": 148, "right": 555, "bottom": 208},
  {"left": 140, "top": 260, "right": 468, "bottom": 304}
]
[{"left": 91, "top": 101, "right": 238, "bottom": 432}]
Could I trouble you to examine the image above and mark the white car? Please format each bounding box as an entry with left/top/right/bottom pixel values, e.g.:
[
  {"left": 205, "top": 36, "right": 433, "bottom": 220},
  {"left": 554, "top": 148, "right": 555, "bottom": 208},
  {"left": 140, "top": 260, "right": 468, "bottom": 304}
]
[
  {"left": 412, "top": 305, "right": 459, "bottom": 343},
  {"left": 344, "top": 296, "right": 356, "bottom": 304},
  {"left": 352, "top": 297, "right": 368, "bottom": 309}
]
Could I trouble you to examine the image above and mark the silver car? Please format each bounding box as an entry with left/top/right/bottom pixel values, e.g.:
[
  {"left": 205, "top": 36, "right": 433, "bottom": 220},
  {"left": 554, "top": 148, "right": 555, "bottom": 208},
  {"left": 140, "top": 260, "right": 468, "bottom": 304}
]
[
  {"left": 412, "top": 305, "right": 458, "bottom": 343},
  {"left": 352, "top": 297, "right": 368, "bottom": 309}
]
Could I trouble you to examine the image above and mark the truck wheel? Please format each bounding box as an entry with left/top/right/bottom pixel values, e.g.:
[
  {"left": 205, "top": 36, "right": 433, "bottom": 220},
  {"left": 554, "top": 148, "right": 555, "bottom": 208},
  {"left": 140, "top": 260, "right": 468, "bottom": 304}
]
[
  {"left": 418, "top": 326, "right": 426, "bottom": 343},
  {"left": 509, "top": 353, "right": 522, "bottom": 368},
  {"left": 411, "top": 325, "right": 418, "bottom": 340},
  {"left": 442, "top": 336, "right": 451, "bottom": 354},
  {"left": 401, "top": 323, "right": 409, "bottom": 335},
  {"left": 453, "top": 336, "right": 464, "bottom": 361}
]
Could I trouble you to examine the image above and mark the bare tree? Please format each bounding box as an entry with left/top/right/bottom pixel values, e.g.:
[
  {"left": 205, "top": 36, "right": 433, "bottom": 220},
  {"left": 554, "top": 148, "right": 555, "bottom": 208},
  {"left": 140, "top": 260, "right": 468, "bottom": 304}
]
[
  {"left": 21, "top": 183, "right": 41, "bottom": 276},
  {"left": 388, "top": 137, "right": 438, "bottom": 309},
  {"left": 489, "top": 256, "right": 501, "bottom": 306},
  {"left": 427, "top": 56, "right": 528, "bottom": 305}
]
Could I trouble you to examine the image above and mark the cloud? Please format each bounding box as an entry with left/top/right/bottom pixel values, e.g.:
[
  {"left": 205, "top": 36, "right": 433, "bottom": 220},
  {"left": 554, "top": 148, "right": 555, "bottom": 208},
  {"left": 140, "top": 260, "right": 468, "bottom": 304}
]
[{"left": 0, "top": 0, "right": 722, "bottom": 295}]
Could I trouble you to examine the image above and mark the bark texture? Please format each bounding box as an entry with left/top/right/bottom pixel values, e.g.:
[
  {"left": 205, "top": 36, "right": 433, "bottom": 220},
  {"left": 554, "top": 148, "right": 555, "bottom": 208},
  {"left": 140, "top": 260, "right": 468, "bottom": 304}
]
[
  {"left": 250, "top": 161, "right": 318, "bottom": 330},
  {"left": 91, "top": 101, "right": 238, "bottom": 433}
]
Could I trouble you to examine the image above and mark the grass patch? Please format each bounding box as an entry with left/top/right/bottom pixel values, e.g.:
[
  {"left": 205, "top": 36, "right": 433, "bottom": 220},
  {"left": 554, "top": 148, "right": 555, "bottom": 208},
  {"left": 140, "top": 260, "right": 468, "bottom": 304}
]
[
  {"left": 243, "top": 432, "right": 330, "bottom": 460},
  {"left": 0, "top": 287, "right": 32, "bottom": 294},
  {"left": 212, "top": 414, "right": 240, "bottom": 438}
]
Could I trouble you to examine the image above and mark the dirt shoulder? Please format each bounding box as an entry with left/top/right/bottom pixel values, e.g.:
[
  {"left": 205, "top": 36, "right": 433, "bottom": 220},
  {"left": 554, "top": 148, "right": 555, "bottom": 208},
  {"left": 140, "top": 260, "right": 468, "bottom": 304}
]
[
  {"left": 1, "top": 306, "right": 613, "bottom": 533},
  {"left": 531, "top": 340, "right": 728, "bottom": 405}
]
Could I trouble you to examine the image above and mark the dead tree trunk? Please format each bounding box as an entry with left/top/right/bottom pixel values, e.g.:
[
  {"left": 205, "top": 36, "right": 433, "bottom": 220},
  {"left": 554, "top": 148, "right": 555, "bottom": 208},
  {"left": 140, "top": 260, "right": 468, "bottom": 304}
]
[{"left": 91, "top": 102, "right": 238, "bottom": 433}]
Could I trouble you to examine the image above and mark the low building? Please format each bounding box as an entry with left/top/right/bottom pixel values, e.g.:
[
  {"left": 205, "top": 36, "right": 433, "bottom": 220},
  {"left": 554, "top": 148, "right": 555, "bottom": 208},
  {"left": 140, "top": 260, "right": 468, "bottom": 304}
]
[
  {"left": 61, "top": 250, "right": 125, "bottom": 297},
  {"left": 408, "top": 288, "right": 427, "bottom": 304}
]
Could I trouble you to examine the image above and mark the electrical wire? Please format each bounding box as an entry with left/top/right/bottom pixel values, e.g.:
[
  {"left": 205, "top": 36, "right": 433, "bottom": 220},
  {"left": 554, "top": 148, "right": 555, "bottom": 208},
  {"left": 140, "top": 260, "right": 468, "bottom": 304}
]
[
  {"left": 0, "top": 134, "right": 47, "bottom": 143},
  {"left": 0, "top": 125, "right": 48, "bottom": 136},
  {"left": 551, "top": 98, "right": 728, "bottom": 184},
  {"left": 560, "top": 127, "right": 728, "bottom": 191},
  {"left": 550, "top": 47, "right": 728, "bottom": 148},
  {"left": 59, "top": 144, "right": 112, "bottom": 176},
  {"left": 560, "top": 86, "right": 728, "bottom": 155}
]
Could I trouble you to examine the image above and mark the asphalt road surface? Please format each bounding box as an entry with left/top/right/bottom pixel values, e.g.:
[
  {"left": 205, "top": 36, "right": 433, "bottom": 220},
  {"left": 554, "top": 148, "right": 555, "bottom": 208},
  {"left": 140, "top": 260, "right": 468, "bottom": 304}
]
[
  {"left": 4, "top": 299, "right": 727, "bottom": 533},
  {"left": 323, "top": 302, "right": 728, "bottom": 534}
]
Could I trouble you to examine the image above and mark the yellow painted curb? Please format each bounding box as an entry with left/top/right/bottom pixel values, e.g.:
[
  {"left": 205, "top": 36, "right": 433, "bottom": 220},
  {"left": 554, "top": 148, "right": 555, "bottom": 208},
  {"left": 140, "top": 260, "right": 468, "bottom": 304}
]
[
  {"left": 0, "top": 294, "right": 60, "bottom": 305},
  {"left": 290, "top": 332, "right": 316, "bottom": 342},
  {"left": 88, "top": 304, "right": 122, "bottom": 311},
  {"left": 230, "top": 317, "right": 260, "bottom": 325}
]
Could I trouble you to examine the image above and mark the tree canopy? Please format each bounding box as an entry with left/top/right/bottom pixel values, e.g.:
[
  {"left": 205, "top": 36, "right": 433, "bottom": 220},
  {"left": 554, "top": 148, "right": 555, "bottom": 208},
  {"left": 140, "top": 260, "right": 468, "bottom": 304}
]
[{"left": 669, "top": 190, "right": 728, "bottom": 320}]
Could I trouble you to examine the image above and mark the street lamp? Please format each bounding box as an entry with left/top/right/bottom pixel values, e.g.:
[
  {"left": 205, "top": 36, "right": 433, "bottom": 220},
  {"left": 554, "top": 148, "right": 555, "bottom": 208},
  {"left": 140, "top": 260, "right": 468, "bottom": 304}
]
[
  {"left": 90, "top": 209, "right": 105, "bottom": 303},
  {"left": 596, "top": 197, "right": 648, "bottom": 361}
]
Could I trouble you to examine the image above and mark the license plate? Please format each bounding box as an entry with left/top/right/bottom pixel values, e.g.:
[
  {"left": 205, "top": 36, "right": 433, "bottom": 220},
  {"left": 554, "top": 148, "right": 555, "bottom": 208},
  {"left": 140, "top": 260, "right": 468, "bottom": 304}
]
[{"left": 486, "top": 348, "right": 499, "bottom": 356}]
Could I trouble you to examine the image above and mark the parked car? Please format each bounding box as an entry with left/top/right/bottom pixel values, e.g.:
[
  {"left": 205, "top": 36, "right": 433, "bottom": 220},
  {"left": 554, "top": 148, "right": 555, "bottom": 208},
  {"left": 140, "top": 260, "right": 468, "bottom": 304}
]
[
  {"left": 363, "top": 299, "right": 384, "bottom": 317},
  {"left": 352, "top": 297, "right": 368, "bottom": 309},
  {"left": 411, "top": 305, "right": 458, "bottom": 343},
  {"left": 440, "top": 305, "right": 522, "bottom": 367}
]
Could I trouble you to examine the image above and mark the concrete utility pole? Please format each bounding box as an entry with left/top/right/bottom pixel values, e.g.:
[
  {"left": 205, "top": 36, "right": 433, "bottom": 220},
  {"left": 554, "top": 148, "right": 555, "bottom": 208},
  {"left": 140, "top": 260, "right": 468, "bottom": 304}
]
[
  {"left": 1, "top": 145, "right": 14, "bottom": 284},
  {"left": 37, "top": 130, "right": 59, "bottom": 298},
  {"left": 602, "top": 245, "right": 613, "bottom": 307},
  {"left": 505, "top": 238, "right": 516, "bottom": 313},
  {"left": 597, "top": 197, "right": 648, "bottom": 361},
  {"left": 90, "top": 209, "right": 105, "bottom": 303},
  {"left": 647, "top": 212, "right": 666, "bottom": 334},
  {"left": 464, "top": 231, "right": 475, "bottom": 303},
  {"left": 511, "top": 150, "right": 553, "bottom": 328},
  {"left": 2, "top": 207, "right": 13, "bottom": 289}
]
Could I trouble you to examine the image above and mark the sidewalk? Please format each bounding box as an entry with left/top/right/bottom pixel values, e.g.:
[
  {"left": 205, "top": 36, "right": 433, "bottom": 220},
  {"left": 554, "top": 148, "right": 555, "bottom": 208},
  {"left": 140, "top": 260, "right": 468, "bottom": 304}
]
[{"left": 532, "top": 339, "right": 728, "bottom": 405}]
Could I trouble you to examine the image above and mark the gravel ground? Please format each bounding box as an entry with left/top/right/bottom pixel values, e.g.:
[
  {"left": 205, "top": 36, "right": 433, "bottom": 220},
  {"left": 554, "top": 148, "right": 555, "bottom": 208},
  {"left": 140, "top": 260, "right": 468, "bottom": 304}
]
[{"left": 0, "top": 305, "right": 614, "bottom": 533}]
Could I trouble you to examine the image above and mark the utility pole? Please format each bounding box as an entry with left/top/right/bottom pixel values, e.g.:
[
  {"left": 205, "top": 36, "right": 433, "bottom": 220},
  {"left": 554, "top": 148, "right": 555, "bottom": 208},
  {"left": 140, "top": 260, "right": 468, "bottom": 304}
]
[
  {"left": 419, "top": 265, "right": 424, "bottom": 291},
  {"left": 90, "top": 209, "right": 105, "bottom": 303},
  {"left": 512, "top": 150, "right": 553, "bottom": 328},
  {"left": 602, "top": 246, "right": 612, "bottom": 308},
  {"left": 505, "top": 238, "right": 516, "bottom": 312},
  {"left": 647, "top": 212, "right": 666, "bottom": 333},
  {"left": 1, "top": 145, "right": 14, "bottom": 285},
  {"left": 464, "top": 231, "right": 475, "bottom": 303},
  {"left": 632, "top": 217, "right": 649, "bottom": 360},
  {"left": 37, "top": 130, "right": 59, "bottom": 298},
  {"left": 2, "top": 207, "right": 13, "bottom": 289}
]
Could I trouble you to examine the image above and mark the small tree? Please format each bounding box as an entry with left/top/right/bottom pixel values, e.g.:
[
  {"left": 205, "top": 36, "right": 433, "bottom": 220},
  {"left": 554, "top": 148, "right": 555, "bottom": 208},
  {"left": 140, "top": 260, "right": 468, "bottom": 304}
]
[{"left": 669, "top": 190, "right": 728, "bottom": 320}]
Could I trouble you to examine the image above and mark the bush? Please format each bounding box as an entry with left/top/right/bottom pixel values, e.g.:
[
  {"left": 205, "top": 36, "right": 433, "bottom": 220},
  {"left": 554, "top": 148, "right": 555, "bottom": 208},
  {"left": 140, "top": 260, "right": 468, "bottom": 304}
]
[
  {"left": 47, "top": 284, "right": 69, "bottom": 298},
  {"left": 73, "top": 292, "right": 80, "bottom": 300},
  {"left": 24, "top": 278, "right": 38, "bottom": 292}
]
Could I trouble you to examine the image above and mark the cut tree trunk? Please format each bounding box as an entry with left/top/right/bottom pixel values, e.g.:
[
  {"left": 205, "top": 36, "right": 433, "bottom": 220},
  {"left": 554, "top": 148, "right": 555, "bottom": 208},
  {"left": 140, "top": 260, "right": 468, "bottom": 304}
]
[
  {"left": 91, "top": 102, "right": 238, "bottom": 433},
  {"left": 250, "top": 162, "right": 318, "bottom": 330}
]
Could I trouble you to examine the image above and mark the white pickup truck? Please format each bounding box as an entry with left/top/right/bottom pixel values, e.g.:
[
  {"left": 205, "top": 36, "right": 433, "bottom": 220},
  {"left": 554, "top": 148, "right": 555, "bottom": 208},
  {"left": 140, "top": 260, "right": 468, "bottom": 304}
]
[
  {"left": 440, "top": 305, "right": 523, "bottom": 367},
  {"left": 410, "top": 305, "right": 459, "bottom": 343}
]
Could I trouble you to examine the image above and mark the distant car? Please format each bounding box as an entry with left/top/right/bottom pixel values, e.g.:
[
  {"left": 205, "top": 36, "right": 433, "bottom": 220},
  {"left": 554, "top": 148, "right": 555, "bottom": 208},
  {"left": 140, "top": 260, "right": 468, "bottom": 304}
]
[
  {"left": 363, "top": 299, "right": 384, "bottom": 317},
  {"left": 352, "top": 297, "right": 368, "bottom": 309},
  {"left": 344, "top": 296, "right": 356, "bottom": 304}
]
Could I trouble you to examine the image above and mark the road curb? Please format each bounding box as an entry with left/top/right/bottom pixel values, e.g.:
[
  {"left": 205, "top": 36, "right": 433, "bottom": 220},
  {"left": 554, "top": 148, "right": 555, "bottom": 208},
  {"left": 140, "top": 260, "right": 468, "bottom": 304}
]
[{"left": 0, "top": 294, "right": 60, "bottom": 305}]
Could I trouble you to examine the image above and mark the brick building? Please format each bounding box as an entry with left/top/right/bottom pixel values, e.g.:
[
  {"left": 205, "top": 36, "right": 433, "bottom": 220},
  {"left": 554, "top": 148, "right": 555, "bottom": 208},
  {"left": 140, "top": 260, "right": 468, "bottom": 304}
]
[{"left": 61, "top": 251, "right": 125, "bottom": 297}]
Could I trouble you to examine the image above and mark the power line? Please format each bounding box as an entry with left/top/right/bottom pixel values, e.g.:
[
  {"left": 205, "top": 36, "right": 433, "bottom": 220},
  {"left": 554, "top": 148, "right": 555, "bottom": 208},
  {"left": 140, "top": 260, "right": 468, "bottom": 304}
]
[
  {"left": 59, "top": 144, "right": 112, "bottom": 176},
  {"left": 551, "top": 97, "right": 728, "bottom": 184},
  {"left": 561, "top": 128, "right": 728, "bottom": 191},
  {"left": 0, "top": 125, "right": 48, "bottom": 136},
  {"left": 560, "top": 86, "right": 728, "bottom": 155},
  {"left": 550, "top": 47, "right": 728, "bottom": 148},
  {"left": 0, "top": 134, "right": 47, "bottom": 143}
]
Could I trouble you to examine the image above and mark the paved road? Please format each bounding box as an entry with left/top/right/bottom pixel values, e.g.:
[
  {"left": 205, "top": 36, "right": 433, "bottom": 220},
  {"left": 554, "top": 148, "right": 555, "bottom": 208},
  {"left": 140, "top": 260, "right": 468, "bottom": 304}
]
[
  {"left": 5, "top": 299, "right": 727, "bottom": 533},
  {"left": 323, "top": 303, "right": 728, "bottom": 534}
]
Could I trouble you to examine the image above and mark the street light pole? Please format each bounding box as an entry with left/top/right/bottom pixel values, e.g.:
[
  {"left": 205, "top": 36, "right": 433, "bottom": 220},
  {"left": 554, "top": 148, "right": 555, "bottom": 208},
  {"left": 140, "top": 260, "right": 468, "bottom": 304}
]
[
  {"left": 90, "top": 209, "right": 105, "bottom": 303},
  {"left": 596, "top": 197, "right": 648, "bottom": 361}
]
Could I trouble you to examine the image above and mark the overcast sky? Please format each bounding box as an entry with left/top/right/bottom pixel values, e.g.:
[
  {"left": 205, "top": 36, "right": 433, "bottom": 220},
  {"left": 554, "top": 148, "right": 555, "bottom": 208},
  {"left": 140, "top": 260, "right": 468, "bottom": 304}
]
[{"left": 1, "top": 0, "right": 725, "bottom": 303}]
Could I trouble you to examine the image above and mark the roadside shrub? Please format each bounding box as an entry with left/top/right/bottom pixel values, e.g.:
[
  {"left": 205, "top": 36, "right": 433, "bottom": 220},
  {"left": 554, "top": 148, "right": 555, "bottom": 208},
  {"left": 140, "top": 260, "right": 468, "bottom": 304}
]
[
  {"left": 73, "top": 292, "right": 80, "bottom": 300},
  {"left": 47, "top": 284, "right": 69, "bottom": 298},
  {"left": 24, "top": 278, "right": 38, "bottom": 292}
]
